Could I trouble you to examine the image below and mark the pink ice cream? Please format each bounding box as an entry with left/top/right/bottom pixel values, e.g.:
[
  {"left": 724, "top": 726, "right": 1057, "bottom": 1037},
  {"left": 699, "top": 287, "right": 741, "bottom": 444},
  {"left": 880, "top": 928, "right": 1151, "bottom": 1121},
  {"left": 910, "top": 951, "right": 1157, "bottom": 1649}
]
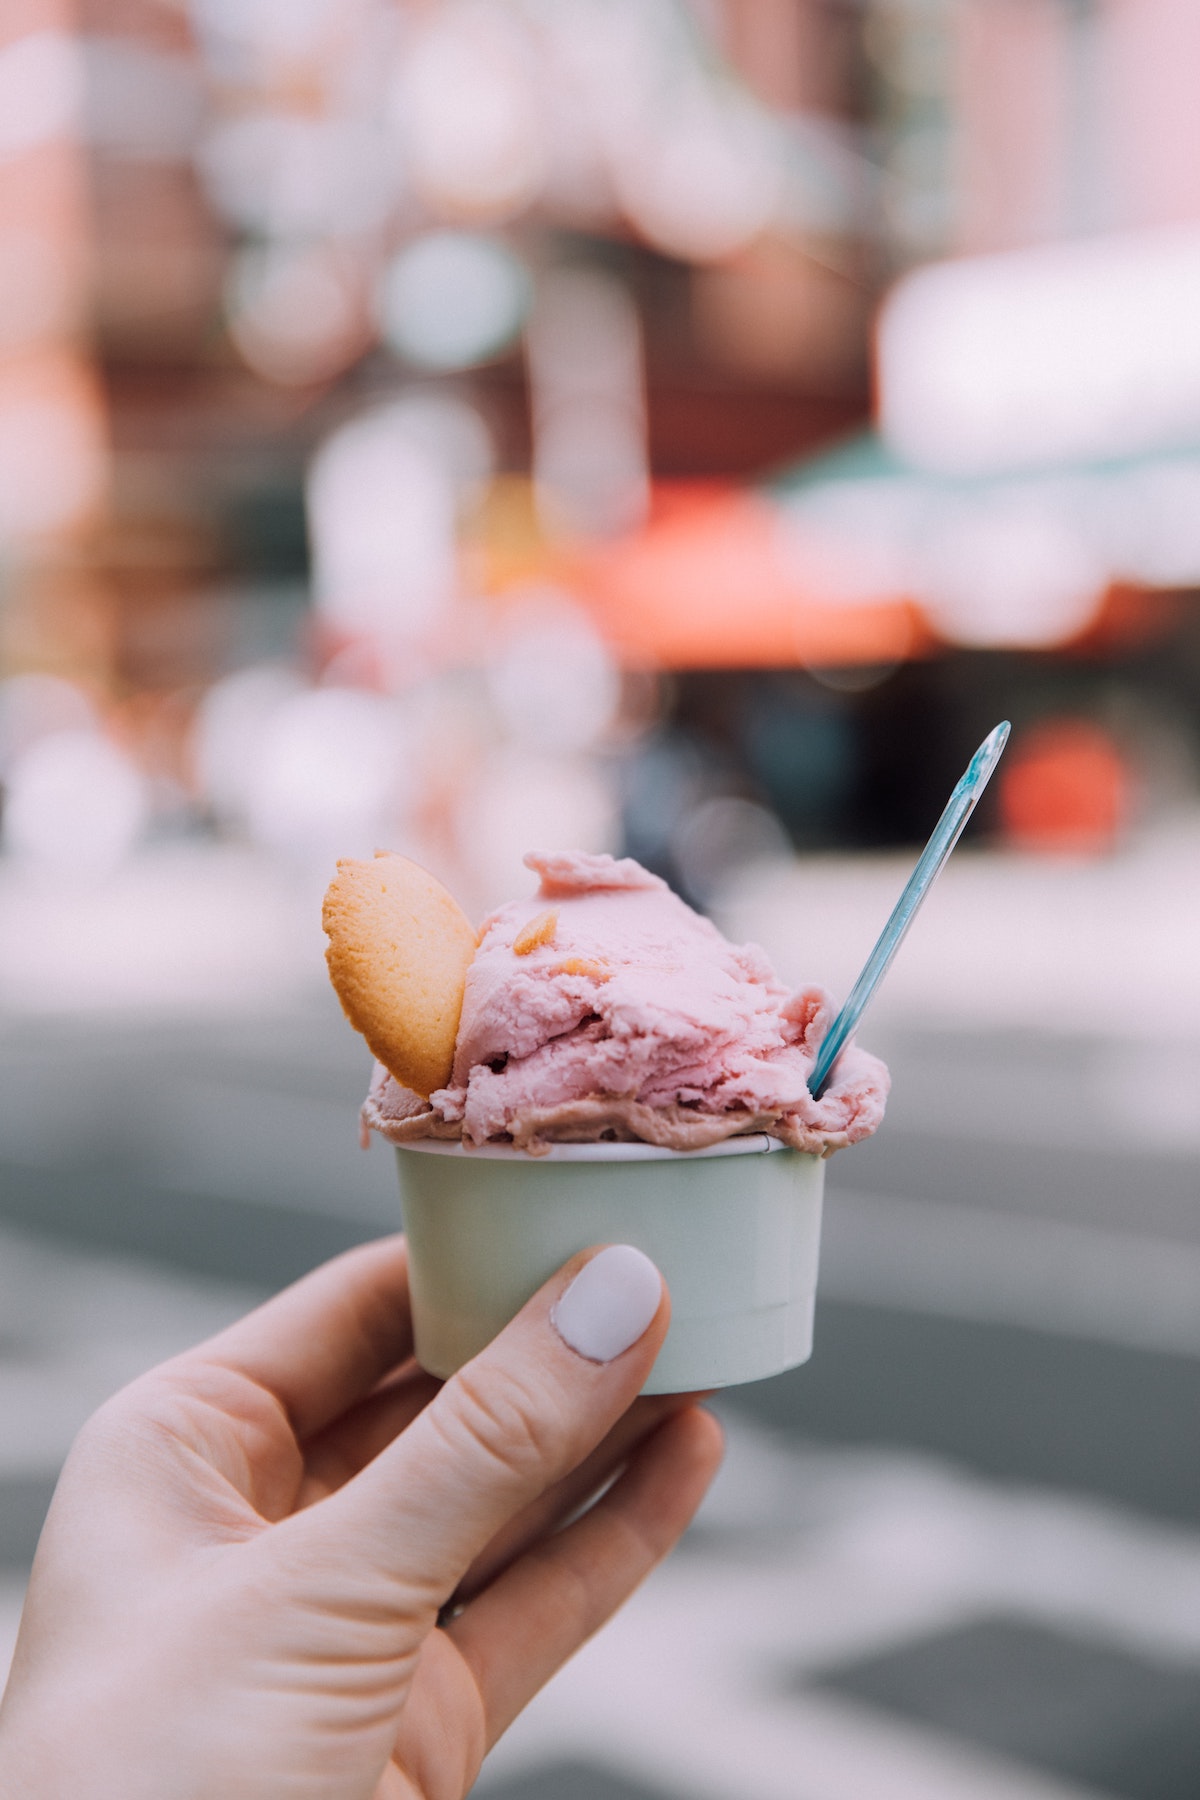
[{"left": 362, "top": 849, "right": 888, "bottom": 1156}]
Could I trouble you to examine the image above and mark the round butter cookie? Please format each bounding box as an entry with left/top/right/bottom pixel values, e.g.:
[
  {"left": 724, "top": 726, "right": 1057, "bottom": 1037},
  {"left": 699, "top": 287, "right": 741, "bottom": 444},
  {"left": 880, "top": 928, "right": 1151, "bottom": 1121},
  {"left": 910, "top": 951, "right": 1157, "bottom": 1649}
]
[{"left": 323, "top": 852, "right": 477, "bottom": 1099}]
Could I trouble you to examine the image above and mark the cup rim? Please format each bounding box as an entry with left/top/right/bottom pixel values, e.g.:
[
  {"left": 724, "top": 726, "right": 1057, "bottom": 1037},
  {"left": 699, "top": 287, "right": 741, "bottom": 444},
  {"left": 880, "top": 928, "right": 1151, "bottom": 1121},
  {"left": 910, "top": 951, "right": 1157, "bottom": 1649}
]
[{"left": 395, "top": 1132, "right": 793, "bottom": 1164}]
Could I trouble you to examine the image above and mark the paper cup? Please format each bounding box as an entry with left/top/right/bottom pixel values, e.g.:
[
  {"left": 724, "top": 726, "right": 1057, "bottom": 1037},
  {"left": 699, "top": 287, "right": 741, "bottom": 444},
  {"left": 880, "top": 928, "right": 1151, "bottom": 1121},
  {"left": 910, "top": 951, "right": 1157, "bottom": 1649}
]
[{"left": 395, "top": 1135, "right": 824, "bottom": 1393}]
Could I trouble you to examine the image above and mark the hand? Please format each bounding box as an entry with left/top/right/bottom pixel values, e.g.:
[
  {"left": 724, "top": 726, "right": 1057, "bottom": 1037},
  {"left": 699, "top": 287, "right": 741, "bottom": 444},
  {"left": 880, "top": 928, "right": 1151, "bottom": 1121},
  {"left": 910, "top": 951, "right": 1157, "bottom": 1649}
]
[{"left": 0, "top": 1238, "right": 722, "bottom": 1800}]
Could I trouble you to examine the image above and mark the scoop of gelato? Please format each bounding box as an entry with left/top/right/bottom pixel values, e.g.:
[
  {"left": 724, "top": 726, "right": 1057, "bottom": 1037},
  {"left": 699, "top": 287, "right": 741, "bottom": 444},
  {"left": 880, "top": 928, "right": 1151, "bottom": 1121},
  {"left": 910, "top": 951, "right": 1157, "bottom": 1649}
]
[{"left": 362, "top": 849, "right": 888, "bottom": 1155}]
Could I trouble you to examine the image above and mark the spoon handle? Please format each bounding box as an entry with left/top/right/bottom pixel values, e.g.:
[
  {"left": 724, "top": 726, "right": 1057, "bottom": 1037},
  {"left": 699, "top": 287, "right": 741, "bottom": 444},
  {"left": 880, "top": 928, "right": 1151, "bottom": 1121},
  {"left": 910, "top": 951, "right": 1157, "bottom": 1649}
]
[{"left": 808, "top": 721, "right": 1011, "bottom": 1100}]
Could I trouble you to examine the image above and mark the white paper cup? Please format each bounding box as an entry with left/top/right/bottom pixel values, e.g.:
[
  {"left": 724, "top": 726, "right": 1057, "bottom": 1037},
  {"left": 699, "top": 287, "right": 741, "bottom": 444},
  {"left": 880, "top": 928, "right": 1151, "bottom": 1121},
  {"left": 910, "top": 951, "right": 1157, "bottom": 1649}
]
[{"left": 395, "top": 1135, "right": 825, "bottom": 1393}]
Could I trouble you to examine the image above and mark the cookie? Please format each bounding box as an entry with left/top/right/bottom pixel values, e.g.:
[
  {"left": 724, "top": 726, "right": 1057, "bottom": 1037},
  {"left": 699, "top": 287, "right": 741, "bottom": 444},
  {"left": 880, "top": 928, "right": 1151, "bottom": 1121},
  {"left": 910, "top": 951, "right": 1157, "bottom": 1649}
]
[{"left": 323, "top": 852, "right": 477, "bottom": 1099}]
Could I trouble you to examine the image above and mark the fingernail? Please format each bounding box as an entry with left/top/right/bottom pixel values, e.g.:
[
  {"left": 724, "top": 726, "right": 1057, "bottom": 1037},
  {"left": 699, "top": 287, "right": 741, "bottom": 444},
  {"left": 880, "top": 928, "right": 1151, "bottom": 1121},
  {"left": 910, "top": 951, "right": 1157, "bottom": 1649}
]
[{"left": 551, "top": 1245, "right": 663, "bottom": 1364}]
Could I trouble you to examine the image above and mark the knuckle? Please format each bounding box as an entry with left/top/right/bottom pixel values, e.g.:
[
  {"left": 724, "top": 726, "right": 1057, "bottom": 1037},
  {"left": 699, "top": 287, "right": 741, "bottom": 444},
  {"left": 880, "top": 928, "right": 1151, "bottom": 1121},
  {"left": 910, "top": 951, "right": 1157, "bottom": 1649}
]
[{"left": 439, "top": 1359, "right": 570, "bottom": 1489}]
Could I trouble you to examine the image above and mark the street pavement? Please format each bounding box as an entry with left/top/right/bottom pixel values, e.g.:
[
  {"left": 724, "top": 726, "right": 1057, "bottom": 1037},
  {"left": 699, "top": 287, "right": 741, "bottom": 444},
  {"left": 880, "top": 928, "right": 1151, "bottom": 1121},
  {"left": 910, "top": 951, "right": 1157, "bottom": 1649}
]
[{"left": 2, "top": 841, "right": 1200, "bottom": 1798}]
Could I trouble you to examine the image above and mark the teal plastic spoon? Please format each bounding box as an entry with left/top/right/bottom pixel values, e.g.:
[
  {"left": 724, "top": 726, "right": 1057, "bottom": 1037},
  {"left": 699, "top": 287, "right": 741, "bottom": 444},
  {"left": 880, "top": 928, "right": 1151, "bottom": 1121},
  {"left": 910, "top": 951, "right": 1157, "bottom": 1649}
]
[{"left": 808, "top": 720, "right": 1011, "bottom": 1100}]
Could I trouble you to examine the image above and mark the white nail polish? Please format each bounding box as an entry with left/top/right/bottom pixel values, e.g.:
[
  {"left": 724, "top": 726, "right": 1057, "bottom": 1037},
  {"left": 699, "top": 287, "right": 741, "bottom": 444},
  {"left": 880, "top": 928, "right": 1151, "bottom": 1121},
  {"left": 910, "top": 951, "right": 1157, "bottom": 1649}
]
[{"left": 551, "top": 1245, "right": 663, "bottom": 1364}]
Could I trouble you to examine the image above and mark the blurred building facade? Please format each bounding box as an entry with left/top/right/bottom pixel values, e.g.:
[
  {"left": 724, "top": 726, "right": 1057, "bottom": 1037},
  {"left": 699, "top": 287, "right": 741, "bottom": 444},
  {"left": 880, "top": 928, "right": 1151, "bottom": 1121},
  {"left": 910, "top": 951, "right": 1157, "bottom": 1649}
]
[{"left": 1, "top": 0, "right": 1199, "bottom": 899}]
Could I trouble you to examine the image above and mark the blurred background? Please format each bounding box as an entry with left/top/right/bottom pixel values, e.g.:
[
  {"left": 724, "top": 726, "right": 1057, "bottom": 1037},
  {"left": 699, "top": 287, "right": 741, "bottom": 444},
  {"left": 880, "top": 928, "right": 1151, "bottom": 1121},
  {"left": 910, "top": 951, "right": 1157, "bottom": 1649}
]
[{"left": 3, "top": 1, "right": 1200, "bottom": 1795}]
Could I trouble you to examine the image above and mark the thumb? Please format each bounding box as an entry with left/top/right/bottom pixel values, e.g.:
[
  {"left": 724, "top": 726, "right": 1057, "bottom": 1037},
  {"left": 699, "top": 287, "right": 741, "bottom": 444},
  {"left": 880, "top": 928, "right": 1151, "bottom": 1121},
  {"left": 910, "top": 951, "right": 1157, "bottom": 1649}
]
[{"left": 286, "top": 1244, "right": 668, "bottom": 1609}]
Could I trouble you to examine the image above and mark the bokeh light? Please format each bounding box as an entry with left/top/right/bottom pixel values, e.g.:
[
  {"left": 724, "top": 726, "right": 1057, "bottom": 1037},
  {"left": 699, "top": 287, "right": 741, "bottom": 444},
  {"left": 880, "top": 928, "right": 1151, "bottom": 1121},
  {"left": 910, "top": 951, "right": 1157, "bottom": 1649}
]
[
  {"left": 998, "top": 720, "right": 1131, "bottom": 857},
  {"left": 199, "top": 114, "right": 395, "bottom": 239},
  {"left": 0, "top": 31, "right": 84, "bottom": 162},
  {"left": 618, "top": 82, "right": 781, "bottom": 263},
  {"left": 879, "top": 227, "right": 1200, "bottom": 475},
  {"left": 226, "top": 241, "right": 368, "bottom": 387},
  {"left": 485, "top": 592, "right": 620, "bottom": 754},
  {"left": 190, "top": 663, "right": 306, "bottom": 831},
  {"left": 377, "top": 232, "right": 530, "bottom": 371},
  {"left": 919, "top": 498, "right": 1106, "bottom": 649},
  {"left": 392, "top": 0, "right": 544, "bottom": 223},
  {"left": 527, "top": 266, "right": 648, "bottom": 537},
  {"left": 378, "top": 391, "right": 494, "bottom": 506},
  {"left": 242, "top": 686, "right": 413, "bottom": 868},
  {"left": 188, "top": 0, "right": 349, "bottom": 67},
  {"left": 2, "top": 729, "right": 147, "bottom": 877},
  {"left": 306, "top": 405, "right": 458, "bottom": 637}
]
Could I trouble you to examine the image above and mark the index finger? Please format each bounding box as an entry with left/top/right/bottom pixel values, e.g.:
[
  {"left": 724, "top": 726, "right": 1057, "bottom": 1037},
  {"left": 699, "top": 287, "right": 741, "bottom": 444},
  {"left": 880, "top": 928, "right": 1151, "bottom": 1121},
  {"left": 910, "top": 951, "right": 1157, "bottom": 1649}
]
[
  {"left": 293, "top": 1244, "right": 670, "bottom": 1608},
  {"left": 192, "top": 1235, "right": 414, "bottom": 1439}
]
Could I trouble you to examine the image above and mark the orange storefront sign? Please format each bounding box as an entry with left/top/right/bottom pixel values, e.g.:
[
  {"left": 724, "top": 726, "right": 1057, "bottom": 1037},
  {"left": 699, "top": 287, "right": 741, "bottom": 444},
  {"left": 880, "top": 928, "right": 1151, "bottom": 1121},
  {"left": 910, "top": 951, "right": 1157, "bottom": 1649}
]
[{"left": 577, "top": 483, "right": 930, "bottom": 670}]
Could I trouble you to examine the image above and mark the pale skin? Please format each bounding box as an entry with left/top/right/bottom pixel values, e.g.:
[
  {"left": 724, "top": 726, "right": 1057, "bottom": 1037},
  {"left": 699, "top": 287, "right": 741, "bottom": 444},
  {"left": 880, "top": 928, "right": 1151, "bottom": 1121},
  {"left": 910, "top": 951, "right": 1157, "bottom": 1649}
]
[{"left": 0, "top": 1237, "right": 723, "bottom": 1800}]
